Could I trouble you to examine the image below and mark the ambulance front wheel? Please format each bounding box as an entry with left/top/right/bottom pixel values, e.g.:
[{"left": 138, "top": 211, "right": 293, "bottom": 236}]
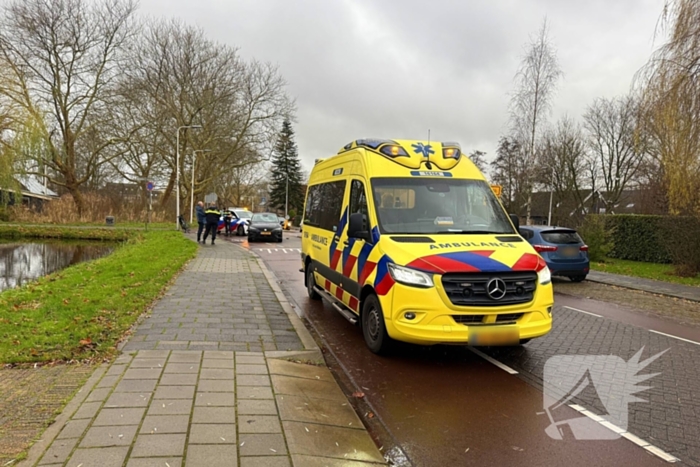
[
  {"left": 237, "top": 225, "right": 245, "bottom": 236},
  {"left": 362, "top": 294, "right": 392, "bottom": 355}
]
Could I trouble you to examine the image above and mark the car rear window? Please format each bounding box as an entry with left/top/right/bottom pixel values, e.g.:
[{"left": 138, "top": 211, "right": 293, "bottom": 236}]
[{"left": 540, "top": 230, "right": 582, "bottom": 244}]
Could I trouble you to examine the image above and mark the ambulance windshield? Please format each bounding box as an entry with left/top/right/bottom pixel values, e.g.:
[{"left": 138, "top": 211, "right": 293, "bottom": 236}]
[{"left": 371, "top": 178, "right": 514, "bottom": 235}]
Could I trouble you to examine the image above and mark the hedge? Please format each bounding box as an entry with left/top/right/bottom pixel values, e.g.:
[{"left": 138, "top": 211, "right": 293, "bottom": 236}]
[{"left": 602, "top": 215, "right": 672, "bottom": 263}]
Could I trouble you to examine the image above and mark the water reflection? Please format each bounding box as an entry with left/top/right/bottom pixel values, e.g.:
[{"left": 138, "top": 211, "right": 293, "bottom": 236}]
[{"left": 0, "top": 241, "right": 116, "bottom": 292}]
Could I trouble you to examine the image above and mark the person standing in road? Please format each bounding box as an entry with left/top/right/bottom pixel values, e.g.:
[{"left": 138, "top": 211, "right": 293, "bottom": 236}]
[
  {"left": 202, "top": 203, "right": 221, "bottom": 245},
  {"left": 224, "top": 210, "right": 233, "bottom": 236},
  {"left": 196, "top": 201, "right": 206, "bottom": 243}
]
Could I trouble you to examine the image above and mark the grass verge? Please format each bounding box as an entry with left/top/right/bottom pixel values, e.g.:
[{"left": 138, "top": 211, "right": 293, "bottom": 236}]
[
  {"left": 0, "top": 230, "right": 197, "bottom": 364},
  {"left": 592, "top": 257, "right": 700, "bottom": 287}
]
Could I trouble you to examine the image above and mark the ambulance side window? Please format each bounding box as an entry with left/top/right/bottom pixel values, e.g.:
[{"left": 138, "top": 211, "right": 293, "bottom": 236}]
[
  {"left": 305, "top": 181, "right": 347, "bottom": 232},
  {"left": 349, "top": 180, "right": 369, "bottom": 232},
  {"left": 303, "top": 185, "right": 322, "bottom": 228}
]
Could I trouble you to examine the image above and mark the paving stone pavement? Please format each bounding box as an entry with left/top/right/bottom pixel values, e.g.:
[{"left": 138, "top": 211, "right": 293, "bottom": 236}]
[
  {"left": 20, "top": 236, "right": 386, "bottom": 467},
  {"left": 122, "top": 241, "right": 303, "bottom": 353}
]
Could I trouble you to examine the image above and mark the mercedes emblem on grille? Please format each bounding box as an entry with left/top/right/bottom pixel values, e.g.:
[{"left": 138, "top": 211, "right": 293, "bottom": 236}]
[{"left": 486, "top": 278, "right": 507, "bottom": 300}]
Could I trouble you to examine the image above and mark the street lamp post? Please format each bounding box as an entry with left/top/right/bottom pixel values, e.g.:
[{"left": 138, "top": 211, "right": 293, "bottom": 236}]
[
  {"left": 284, "top": 172, "right": 289, "bottom": 220},
  {"left": 176, "top": 124, "right": 202, "bottom": 229},
  {"left": 190, "top": 149, "right": 212, "bottom": 224},
  {"left": 547, "top": 167, "right": 555, "bottom": 226}
]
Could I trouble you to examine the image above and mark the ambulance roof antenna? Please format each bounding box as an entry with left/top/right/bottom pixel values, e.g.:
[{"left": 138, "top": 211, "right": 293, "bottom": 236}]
[{"left": 427, "top": 129, "right": 430, "bottom": 145}]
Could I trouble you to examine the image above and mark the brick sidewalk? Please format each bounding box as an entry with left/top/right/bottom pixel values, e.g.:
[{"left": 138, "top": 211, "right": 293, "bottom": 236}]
[
  {"left": 19, "top": 236, "right": 386, "bottom": 467},
  {"left": 587, "top": 270, "right": 700, "bottom": 303}
]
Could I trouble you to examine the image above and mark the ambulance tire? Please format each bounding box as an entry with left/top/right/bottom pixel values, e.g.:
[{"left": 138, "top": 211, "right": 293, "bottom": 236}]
[
  {"left": 237, "top": 225, "right": 245, "bottom": 236},
  {"left": 362, "top": 294, "right": 392, "bottom": 354},
  {"left": 306, "top": 267, "right": 321, "bottom": 300}
]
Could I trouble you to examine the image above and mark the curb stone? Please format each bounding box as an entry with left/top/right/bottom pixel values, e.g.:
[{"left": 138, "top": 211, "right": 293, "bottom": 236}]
[{"left": 245, "top": 245, "right": 319, "bottom": 351}]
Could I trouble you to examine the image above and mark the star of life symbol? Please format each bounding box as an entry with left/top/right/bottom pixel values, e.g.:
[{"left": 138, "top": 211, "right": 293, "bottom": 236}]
[
  {"left": 411, "top": 142, "right": 434, "bottom": 158},
  {"left": 542, "top": 347, "right": 668, "bottom": 440}
]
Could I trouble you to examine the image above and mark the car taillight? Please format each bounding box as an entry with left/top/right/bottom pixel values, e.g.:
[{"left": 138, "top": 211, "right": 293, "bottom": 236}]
[
  {"left": 580, "top": 245, "right": 589, "bottom": 251},
  {"left": 533, "top": 245, "right": 558, "bottom": 253}
]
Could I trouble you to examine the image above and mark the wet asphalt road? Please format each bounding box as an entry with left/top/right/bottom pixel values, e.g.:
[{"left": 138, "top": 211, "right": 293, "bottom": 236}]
[{"left": 232, "top": 233, "right": 699, "bottom": 467}]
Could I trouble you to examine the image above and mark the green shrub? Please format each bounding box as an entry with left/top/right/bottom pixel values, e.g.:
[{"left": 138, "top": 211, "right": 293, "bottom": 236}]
[
  {"left": 603, "top": 215, "right": 671, "bottom": 263},
  {"left": 660, "top": 216, "right": 700, "bottom": 277},
  {"left": 578, "top": 215, "right": 614, "bottom": 262}
]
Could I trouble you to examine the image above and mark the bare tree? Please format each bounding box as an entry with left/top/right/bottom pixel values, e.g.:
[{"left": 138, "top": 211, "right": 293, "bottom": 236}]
[
  {"left": 114, "top": 19, "right": 293, "bottom": 215},
  {"left": 467, "top": 150, "right": 489, "bottom": 174},
  {"left": 0, "top": 0, "right": 137, "bottom": 215},
  {"left": 583, "top": 95, "right": 646, "bottom": 208},
  {"left": 508, "top": 18, "right": 563, "bottom": 224},
  {"left": 214, "top": 157, "right": 269, "bottom": 210},
  {"left": 490, "top": 136, "right": 528, "bottom": 213},
  {"left": 537, "top": 117, "right": 588, "bottom": 224}
]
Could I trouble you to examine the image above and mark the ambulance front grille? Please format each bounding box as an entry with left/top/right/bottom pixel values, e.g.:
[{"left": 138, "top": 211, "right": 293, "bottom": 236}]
[
  {"left": 495, "top": 313, "right": 525, "bottom": 322},
  {"left": 452, "top": 315, "right": 485, "bottom": 324},
  {"left": 451, "top": 313, "right": 525, "bottom": 325},
  {"left": 441, "top": 272, "right": 537, "bottom": 307}
]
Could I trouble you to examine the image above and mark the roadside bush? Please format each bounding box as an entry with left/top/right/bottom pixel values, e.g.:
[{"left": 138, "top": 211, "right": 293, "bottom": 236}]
[
  {"left": 660, "top": 216, "right": 700, "bottom": 277},
  {"left": 604, "top": 215, "right": 671, "bottom": 263},
  {"left": 8, "top": 192, "right": 171, "bottom": 224},
  {"left": 577, "top": 215, "right": 613, "bottom": 262}
]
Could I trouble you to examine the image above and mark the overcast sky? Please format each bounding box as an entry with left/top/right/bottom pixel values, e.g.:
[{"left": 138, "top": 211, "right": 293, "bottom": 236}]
[{"left": 140, "top": 0, "right": 666, "bottom": 177}]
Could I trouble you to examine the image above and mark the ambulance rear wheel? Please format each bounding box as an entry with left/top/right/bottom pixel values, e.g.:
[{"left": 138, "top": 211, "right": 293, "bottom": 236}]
[
  {"left": 362, "top": 294, "right": 392, "bottom": 354},
  {"left": 306, "top": 267, "right": 321, "bottom": 300}
]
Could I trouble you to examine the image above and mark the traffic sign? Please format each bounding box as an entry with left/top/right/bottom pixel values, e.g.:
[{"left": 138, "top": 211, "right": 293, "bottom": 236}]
[
  {"left": 490, "top": 185, "right": 502, "bottom": 197},
  {"left": 146, "top": 181, "right": 154, "bottom": 191}
]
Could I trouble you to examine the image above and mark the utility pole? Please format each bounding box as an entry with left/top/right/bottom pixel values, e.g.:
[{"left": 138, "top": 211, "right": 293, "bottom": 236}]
[{"left": 547, "top": 167, "right": 554, "bottom": 226}]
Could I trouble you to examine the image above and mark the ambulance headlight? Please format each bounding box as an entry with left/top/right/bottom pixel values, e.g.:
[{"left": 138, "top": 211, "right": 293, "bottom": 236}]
[
  {"left": 538, "top": 266, "right": 551, "bottom": 285},
  {"left": 387, "top": 263, "right": 433, "bottom": 288}
]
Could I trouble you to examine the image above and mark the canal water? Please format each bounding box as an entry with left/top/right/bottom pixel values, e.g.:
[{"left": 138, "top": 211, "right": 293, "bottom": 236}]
[{"left": 0, "top": 240, "right": 116, "bottom": 293}]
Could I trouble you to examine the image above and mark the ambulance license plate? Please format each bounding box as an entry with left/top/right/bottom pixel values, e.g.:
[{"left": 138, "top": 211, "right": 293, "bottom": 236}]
[{"left": 469, "top": 326, "right": 519, "bottom": 346}]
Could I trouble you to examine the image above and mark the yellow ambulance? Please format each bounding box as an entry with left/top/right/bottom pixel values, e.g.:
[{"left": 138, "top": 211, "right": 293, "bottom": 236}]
[{"left": 301, "top": 139, "right": 553, "bottom": 354}]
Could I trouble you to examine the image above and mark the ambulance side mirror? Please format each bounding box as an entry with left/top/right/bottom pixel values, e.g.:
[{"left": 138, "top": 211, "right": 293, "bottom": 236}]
[
  {"left": 509, "top": 214, "right": 520, "bottom": 231},
  {"left": 348, "top": 213, "right": 371, "bottom": 242}
]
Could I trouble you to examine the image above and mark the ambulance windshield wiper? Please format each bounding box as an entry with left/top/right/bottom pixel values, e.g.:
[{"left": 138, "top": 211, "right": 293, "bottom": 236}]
[{"left": 436, "top": 229, "right": 509, "bottom": 234}]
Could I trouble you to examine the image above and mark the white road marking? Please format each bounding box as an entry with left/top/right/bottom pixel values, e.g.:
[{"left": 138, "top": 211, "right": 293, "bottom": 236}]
[
  {"left": 563, "top": 305, "right": 602, "bottom": 318},
  {"left": 467, "top": 347, "right": 518, "bottom": 375},
  {"left": 257, "top": 248, "right": 301, "bottom": 254},
  {"left": 568, "top": 404, "right": 680, "bottom": 463},
  {"left": 649, "top": 330, "right": 700, "bottom": 346}
]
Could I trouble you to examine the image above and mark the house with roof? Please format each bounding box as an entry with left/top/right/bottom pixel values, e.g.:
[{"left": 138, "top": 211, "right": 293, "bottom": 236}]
[
  {"left": 516, "top": 188, "right": 662, "bottom": 227},
  {"left": 0, "top": 175, "right": 58, "bottom": 210}
]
